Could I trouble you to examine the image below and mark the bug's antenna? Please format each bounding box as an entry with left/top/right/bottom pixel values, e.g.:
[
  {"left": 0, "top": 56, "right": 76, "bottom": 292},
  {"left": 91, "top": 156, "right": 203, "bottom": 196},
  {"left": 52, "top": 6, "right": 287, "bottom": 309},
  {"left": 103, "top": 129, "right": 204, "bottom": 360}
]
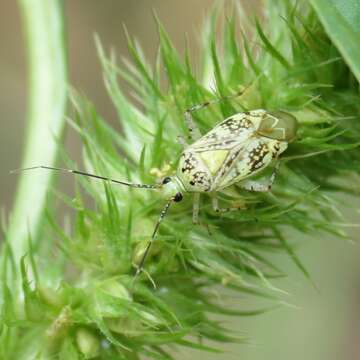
[
  {"left": 10, "top": 165, "right": 160, "bottom": 189},
  {"left": 133, "top": 197, "right": 174, "bottom": 283}
]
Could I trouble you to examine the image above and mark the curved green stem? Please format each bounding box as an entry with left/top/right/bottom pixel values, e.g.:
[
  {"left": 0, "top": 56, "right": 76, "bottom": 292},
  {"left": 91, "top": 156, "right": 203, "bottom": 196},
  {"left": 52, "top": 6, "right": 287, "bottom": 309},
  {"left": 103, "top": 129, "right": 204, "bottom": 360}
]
[{"left": 7, "top": 0, "right": 67, "bottom": 268}]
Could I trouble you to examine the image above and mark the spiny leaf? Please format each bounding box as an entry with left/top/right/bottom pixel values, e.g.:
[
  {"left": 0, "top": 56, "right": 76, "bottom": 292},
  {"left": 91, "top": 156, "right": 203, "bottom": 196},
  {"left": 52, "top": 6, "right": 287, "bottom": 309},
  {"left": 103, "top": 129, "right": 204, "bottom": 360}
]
[{"left": 255, "top": 18, "right": 291, "bottom": 69}]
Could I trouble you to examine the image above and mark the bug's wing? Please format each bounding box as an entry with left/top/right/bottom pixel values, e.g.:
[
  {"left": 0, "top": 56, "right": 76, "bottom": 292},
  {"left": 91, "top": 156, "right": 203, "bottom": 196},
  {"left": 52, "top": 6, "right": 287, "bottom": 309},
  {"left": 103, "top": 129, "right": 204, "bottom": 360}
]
[
  {"left": 211, "top": 137, "right": 278, "bottom": 191},
  {"left": 190, "top": 112, "right": 257, "bottom": 151}
]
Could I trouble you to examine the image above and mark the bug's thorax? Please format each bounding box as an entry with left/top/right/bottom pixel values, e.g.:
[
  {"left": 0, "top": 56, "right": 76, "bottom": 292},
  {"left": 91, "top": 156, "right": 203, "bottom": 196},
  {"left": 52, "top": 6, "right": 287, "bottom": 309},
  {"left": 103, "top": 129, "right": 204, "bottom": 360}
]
[{"left": 176, "top": 149, "right": 212, "bottom": 193}]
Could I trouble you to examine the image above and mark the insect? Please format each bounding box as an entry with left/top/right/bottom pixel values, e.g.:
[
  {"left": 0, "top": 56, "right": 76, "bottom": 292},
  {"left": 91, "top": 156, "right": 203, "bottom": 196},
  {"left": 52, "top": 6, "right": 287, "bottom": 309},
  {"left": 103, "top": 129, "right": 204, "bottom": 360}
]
[{"left": 14, "top": 98, "right": 298, "bottom": 279}]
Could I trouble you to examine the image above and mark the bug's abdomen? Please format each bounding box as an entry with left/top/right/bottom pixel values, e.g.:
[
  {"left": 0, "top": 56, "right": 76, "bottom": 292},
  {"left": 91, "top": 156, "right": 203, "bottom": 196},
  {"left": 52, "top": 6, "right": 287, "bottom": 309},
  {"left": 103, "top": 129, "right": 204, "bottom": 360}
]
[{"left": 177, "top": 150, "right": 212, "bottom": 192}]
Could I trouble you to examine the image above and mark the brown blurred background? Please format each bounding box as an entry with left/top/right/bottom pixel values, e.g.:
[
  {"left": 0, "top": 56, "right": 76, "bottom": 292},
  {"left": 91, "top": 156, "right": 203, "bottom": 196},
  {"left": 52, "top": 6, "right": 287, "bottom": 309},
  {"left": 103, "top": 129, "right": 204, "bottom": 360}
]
[{"left": 1, "top": 1, "right": 360, "bottom": 359}]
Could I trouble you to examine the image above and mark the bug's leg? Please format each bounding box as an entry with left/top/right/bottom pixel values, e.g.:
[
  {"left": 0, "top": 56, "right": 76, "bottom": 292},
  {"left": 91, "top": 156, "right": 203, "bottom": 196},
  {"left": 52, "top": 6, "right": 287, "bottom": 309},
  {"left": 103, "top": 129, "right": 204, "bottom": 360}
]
[
  {"left": 184, "top": 107, "right": 202, "bottom": 141},
  {"left": 240, "top": 162, "right": 280, "bottom": 192},
  {"left": 240, "top": 180, "right": 273, "bottom": 192},
  {"left": 177, "top": 135, "right": 188, "bottom": 148},
  {"left": 192, "top": 193, "right": 200, "bottom": 224},
  {"left": 192, "top": 193, "right": 212, "bottom": 234},
  {"left": 212, "top": 195, "right": 246, "bottom": 213},
  {"left": 184, "top": 85, "right": 251, "bottom": 141}
]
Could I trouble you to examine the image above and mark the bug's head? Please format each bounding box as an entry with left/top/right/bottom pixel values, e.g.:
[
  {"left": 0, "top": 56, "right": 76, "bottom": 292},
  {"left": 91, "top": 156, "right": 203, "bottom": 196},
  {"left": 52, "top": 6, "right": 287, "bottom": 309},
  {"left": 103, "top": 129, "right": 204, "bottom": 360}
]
[
  {"left": 160, "top": 176, "right": 183, "bottom": 202},
  {"left": 257, "top": 111, "right": 298, "bottom": 142}
]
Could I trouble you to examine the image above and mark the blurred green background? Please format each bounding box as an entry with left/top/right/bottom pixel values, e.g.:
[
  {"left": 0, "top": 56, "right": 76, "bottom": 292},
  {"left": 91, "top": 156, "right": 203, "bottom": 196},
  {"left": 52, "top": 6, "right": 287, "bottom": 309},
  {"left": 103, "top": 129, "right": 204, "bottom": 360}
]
[{"left": 1, "top": 1, "right": 359, "bottom": 359}]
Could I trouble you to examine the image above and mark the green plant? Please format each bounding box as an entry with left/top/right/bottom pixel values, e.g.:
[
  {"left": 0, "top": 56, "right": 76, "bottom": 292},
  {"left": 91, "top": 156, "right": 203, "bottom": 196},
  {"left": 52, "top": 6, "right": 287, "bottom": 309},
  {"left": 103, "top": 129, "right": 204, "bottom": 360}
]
[
  {"left": 1, "top": 1, "right": 360, "bottom": 359},
  {"left": 6, "top": 0, "right": 67, "bottom": 266}
]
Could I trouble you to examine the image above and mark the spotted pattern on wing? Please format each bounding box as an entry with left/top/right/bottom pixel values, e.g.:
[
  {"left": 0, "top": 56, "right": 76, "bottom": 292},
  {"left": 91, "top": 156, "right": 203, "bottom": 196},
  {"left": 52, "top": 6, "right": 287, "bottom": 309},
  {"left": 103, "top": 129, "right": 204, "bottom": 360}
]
[
  {"left": 271, "top": 142, "right": 281, "bottom": 158},
  {"left": 205, "top": 115, "right": 253, "bottom": 140},
  {"left": 216, "top": 147, "right": 245, "bottom": 180},
  {"left": 189, "top": 171, "right": 211, "bottom": 190},
  {"left": 219, "top": 116, "right": 253, "bottom": 132},
  {"left": 190, "top": 113, "right": 255, "bottom": 151},
  {"left": 180, "top": 152, "right": 198, "bottom": 174},
  {"left": 248, "top": 142, "right": 269, "bottom": 172},
  {"left": 177, "top": 150, "right": 213, "bottom": 192},
  {"left": 216, "top": 138, "right": 283, "bottom": 189}
]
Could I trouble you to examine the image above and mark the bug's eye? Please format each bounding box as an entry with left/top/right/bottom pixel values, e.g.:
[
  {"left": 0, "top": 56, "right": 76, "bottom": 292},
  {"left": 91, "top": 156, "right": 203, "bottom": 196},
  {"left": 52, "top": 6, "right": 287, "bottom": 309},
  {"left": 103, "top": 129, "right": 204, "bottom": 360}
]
[
  {"left": 174, "top": 192, "right": 183, "bottom": 202},
  {"left": 162, "top": 177, "right": 172, "bottom": 185}
]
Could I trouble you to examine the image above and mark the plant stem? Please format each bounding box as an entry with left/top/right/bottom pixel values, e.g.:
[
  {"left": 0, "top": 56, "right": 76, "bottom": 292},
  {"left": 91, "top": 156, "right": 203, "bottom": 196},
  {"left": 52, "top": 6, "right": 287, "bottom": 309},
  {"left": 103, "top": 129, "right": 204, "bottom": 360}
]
[{"left": 7, "top": 0, "right": 67, "bottom": 269}]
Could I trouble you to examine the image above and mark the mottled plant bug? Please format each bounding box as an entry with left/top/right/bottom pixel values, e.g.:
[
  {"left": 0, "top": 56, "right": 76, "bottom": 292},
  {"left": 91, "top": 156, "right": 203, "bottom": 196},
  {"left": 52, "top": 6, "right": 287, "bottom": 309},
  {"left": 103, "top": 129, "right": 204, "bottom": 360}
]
[{"left": 13, "top": 96, "right": 298, "bottom": 278}]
